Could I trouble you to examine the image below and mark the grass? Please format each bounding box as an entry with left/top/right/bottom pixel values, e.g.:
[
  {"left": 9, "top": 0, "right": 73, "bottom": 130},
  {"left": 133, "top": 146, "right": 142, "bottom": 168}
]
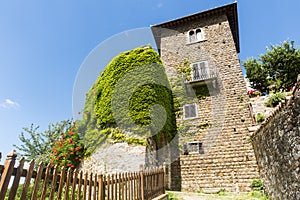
[{"left": 167, "top": 191, "right": 181, "bottom": 200}]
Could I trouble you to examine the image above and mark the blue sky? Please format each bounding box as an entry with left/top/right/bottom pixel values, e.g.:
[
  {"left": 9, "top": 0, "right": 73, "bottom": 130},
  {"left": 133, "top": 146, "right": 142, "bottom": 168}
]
[{"left": 1, "top": 0, "right": 299, "bottom": 158}]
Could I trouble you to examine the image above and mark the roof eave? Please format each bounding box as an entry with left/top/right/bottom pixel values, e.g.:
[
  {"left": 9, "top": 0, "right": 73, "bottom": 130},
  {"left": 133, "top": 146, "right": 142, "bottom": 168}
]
[{"left": 151, "top": 2, "right": 240, "bottom": 53}]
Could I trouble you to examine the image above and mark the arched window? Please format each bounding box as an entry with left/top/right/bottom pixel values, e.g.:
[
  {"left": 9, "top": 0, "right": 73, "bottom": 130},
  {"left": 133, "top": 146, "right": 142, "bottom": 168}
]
[
  {"left": 188, "top": 30, "right": 196, "bottom": 43},
  {"left": 196, "top": 29, "right": 204, "bottom": 41},
  {"left": 187, "top": 28, "right": 205, "bottom": 43}
]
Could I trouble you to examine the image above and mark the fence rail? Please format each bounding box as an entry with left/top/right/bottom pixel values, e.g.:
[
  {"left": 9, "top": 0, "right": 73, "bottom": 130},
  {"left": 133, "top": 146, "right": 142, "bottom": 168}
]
[{"left": 0, "top": 151, "right": 166, "bottom": 200}]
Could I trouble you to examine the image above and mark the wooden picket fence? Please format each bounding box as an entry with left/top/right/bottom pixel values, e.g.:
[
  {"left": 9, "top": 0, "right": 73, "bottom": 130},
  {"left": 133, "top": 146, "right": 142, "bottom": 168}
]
[{"left": 0, "top": 151, "right": 166, "bottom": 200}]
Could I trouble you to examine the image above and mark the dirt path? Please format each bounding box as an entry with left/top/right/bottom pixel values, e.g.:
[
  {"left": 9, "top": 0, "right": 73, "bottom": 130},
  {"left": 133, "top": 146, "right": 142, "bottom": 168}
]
[
  {"left": 171, "top": 192, "right": 206, "bottom": 200},
  {"left": 168, "top": 191, "right": 265, "bottom": 200}
]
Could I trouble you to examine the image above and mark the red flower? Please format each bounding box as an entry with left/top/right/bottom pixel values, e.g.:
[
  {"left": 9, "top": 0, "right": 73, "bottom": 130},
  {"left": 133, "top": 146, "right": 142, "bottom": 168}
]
[{"left": 75, "top": 146, "right": 82, "bottom": 151}]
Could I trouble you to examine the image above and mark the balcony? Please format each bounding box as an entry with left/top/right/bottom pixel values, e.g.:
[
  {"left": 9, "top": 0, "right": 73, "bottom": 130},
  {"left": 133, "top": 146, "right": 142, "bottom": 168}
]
[
  {"left": 185, "top": 66, "right": 218, "bottom": 87},
  {"left": 191, "top": 71, "right": 217, "bottom": 82}
]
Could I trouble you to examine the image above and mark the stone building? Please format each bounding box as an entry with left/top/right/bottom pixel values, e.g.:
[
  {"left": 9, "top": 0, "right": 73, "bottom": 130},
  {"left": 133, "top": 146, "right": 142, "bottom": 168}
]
[{"left": 151, "top": 2, "right": 259, "bottom": 192}]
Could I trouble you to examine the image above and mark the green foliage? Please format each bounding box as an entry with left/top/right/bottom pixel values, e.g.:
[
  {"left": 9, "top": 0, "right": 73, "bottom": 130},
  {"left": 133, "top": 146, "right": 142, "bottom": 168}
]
[
  {"left": 13, "top": 119, "right": 73, "bottom": 163},
  {"left": 197, "top": 121, "right": 211, "bottom": 129},
  {"left": 217, "top": 188, "right": 226, "bottom": 196},
  {"left": 108, "top": 128, "right": 147, "bottom": 145},
  {"left": 5, "top": 180, "right": 83, "bottom": 200},
  {"left": 81, "top": 129, "right": 108, "bottom": 155},
  {"left": 175, "top": 59, "right": 192, "bottom": 81},
  {"left": 264, "top": 92, "right": 285, "bottom": 107},
  {"left": 94, "top": 46, "right": 163, "bottom": 128},
  {"left": 243, "top": 40, "right": 300, "bottom": 93},
  {"left": 239, "top": 95, "right": 244, "bottom": 103},
  {"left": 5, "top": 180, "right": 50, "bottom": 200},
  {"left": 166, "top": 191, "right": 181, "bottom": 200},
  {"left": 51, "top": 122, "right": 85, "bottom": 169},
  {"left": 253, "top": 91, "right": 262, "bottom": 96},
  {"left": 251, "top": 179, "right": 264, "bottom": 191},
  {"left": 255, "top": 113, "right": 265, "bottom": 123},
  {"left": 79, "top": 46, "right": 177, "bottom": 153},
  {"left": 250, "top": 191, "right": 268, "bottom": 200}
]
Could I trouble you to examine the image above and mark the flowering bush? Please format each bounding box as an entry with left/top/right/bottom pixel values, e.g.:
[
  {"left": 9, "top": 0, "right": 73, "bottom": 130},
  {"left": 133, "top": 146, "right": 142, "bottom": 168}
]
[
  {"left": 51, "top": 122, "right": 85, "bottom": 169},
  {"left": 247, "top": 89, "right": 261, "bottom": 98}
]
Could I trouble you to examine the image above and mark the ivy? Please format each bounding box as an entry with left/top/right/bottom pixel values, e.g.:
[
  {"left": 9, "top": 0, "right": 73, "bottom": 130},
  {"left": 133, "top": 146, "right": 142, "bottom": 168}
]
[{"left": 79, "top": 46, "right": 177, "bottom": 153}]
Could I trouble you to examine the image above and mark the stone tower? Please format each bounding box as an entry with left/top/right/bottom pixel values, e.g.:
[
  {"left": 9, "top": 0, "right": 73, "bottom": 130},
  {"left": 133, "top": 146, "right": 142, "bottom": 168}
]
[{"left": 151, "top": 3, "right": 259, "bottom": 192}]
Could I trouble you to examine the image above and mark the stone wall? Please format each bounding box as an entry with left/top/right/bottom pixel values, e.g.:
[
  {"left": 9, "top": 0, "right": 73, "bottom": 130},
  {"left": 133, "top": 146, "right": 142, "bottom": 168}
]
[
  {"left": 251, "top": 76, "right": 300, "bottom": 200},
  {"left": 80, "top": 143, "right": 146, "bottom": 174},
  {"left": 157, "top": 11, "right": 259, "bottom": 192}
]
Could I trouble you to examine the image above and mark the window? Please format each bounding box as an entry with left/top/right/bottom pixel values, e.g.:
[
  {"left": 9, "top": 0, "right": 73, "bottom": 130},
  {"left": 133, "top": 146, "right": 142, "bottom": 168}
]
[
  {"left": 192, "top": 61, "right": 209, "bottom": 81},
  {"left": 183, "top": 103, "right": 198, "bottom": 119},
  {"left": 183, "top": 142, "right": 204, "bottom": 154},
  {"left": 188, "top": 30, "right": 196, "bottom": 43},
  {"left": 196, "top": 29, "right": 204, "bottom": 41},
  {"left": 188, "top": 28, "right": 205, "bottom": 43}
]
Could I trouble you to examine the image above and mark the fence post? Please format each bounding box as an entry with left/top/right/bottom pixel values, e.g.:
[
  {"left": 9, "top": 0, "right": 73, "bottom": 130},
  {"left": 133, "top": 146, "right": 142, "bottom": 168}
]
[
  {"left": 98, "top": 174, "right": 104, "bottom": 200},
  {"left": 163, "top": 162, "right": 166, "bottom": 194},
  {"left": 0, "top": 150, "right": 17, "bottom": 200},
  {"left": 140, "top": 166, "right": 145, "bottom": 200}
]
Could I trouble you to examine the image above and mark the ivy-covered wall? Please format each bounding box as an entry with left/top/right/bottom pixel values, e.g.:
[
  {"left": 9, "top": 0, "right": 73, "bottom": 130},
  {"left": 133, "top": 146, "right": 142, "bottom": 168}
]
[{"left": 78, "top": 46, "right": 177, "bottom": 155}]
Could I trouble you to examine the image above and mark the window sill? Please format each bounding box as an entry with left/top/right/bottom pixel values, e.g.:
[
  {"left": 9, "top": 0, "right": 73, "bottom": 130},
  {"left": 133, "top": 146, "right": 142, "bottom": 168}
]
[
  {"left": 183, "top": 116, "right": 199, "bottom": 120},
  {"left": 186, "top": 39, "right": 207, "bottom": 45}
]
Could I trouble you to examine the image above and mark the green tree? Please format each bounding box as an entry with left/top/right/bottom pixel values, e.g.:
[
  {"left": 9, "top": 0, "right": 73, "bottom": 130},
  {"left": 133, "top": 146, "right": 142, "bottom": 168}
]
[
  {"left": 13, "top": 119, "right": 73, "bottom": 163},
  {"left": 243, "top": 40, "right": 300, "bottom": 93}
]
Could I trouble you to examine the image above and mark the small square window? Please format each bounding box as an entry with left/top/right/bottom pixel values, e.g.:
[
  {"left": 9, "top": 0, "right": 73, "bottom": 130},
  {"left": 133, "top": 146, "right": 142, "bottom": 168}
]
[
  {"left": 183, "top": 103, "right": 198, "bottom": 119},
  {"left": 183, "top": 142, "right": 204, "bottom": 154}
]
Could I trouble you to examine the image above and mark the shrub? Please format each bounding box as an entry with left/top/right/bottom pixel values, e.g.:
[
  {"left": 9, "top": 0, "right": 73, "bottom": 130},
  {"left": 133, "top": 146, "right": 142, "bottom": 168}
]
[
  {"left": 217, "top": 188, "right": 226, "bottom": 196},
  {"left": 256, "top": 113, "right": 265, "bottom": 123},
  {"left": 51, "top": 122, "right": 85, "bottom": 169},
  {"left": 251, "top": 179, "right": 264, "bottom": 191},
  {"left": 264, "top": 92, "right": 285, "bottom": 107}
]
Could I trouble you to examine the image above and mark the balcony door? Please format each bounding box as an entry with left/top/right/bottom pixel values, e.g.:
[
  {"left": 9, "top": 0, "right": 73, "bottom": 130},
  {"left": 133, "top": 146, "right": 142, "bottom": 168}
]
[{"left": 192, "top": 61, "right": 209, "bottom": 81}]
